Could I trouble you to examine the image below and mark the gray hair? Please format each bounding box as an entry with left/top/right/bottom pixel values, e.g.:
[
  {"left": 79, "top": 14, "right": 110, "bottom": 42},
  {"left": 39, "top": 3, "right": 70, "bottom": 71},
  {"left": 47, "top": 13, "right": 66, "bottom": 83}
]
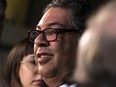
[{"left": 43, "top": 0, "right": 93, "bottom": 34}]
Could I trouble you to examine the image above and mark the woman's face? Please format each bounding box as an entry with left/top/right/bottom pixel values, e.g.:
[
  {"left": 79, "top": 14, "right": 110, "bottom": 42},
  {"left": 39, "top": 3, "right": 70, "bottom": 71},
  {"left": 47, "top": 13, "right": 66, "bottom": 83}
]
[{"left": 19, "top": 54, "right": 48, "bottom": 87}]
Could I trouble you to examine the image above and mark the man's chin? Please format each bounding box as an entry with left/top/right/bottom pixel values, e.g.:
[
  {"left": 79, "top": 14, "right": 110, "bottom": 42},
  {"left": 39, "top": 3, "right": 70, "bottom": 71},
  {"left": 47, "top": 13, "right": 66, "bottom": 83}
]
[{"left": 39, "top": 67, "right": 58, "bottom": 78}]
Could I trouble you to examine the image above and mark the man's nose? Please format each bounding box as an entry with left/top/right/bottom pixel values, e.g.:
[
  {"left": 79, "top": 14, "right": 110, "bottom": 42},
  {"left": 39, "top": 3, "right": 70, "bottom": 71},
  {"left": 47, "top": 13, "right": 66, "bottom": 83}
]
[{"left": 34, "top": 33, "right": 49, "bottom": 47}]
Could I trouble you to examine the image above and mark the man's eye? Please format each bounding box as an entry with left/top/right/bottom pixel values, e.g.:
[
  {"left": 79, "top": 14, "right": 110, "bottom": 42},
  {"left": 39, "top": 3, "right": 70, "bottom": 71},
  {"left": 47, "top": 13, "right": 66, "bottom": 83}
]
[{"left": 45, "top": 30, "right": 57, "bottom": 35}]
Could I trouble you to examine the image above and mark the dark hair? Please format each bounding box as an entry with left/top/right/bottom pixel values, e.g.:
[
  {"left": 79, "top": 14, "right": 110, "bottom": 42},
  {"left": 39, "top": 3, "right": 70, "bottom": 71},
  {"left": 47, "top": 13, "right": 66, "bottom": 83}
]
[
  {"left": 43, "top": 0, "right": 93, "bottom": 33},
  {"left": 4, "top": 38, "right": 34, "bottom": 87}
]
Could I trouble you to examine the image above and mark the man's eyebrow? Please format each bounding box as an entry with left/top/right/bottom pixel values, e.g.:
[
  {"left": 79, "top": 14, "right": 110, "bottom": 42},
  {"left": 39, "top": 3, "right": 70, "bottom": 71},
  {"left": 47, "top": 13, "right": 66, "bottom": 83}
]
[
  {"left": 36, "top": 22, "right": 67, "bottom": 30},
  {"left": 47, "top": 22, "right": 67, "bottom": 27}
]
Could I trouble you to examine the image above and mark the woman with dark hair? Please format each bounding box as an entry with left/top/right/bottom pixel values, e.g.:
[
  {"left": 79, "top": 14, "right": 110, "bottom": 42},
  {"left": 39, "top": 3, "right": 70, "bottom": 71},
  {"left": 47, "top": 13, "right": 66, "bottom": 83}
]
[{"left": 4, "top": 38, "right": 48, "bottom": 87}]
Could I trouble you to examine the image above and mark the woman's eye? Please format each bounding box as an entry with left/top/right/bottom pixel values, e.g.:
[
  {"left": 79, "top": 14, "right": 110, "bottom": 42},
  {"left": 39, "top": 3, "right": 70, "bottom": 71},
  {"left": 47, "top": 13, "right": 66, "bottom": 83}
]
[{"left": 29, "top": 60, "right": 36, "bottom": 65}]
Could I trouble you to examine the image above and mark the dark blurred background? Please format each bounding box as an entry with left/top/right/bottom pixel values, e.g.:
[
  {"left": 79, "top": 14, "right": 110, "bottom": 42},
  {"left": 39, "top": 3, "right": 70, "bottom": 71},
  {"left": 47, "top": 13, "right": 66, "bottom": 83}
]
[{"left": 0, "top": 0, "right": 51, "bottom": 70}]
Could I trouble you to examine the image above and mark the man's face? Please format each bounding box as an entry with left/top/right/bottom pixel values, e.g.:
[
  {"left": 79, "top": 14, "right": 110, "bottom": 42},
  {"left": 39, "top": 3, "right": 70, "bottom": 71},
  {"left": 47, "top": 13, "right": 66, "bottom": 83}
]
[{"left": 34, "top": 7, "right": 78, "bottom": 78}]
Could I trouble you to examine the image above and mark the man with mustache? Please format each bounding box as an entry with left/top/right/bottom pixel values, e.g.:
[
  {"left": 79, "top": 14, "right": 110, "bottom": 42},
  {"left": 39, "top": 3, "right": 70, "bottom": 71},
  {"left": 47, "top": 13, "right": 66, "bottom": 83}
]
[{"left": 28, "top": 0, "right": 93, "bottom": 86}]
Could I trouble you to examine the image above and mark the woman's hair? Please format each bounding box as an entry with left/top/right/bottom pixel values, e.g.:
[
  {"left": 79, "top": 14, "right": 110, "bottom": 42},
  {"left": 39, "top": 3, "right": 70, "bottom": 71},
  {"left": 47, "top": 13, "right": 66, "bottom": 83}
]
[{"left": 4, "top": 38, "right": 34, "bottom": 87}]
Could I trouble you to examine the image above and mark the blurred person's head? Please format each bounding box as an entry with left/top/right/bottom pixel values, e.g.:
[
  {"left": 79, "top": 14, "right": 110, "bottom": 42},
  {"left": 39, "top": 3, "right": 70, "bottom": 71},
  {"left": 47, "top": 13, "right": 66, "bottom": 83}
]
[
  {"left": 73, "top": 0, "right": 116, "bottom": 87},
  {"left": 4, "top": 38, "right": 48, "bottom": 87},
  {"left": 28, "top": 0, "right": 93, "bottom": 86},
  {"left": 87, "top": 0, "right": 116, "bottom": 30}
]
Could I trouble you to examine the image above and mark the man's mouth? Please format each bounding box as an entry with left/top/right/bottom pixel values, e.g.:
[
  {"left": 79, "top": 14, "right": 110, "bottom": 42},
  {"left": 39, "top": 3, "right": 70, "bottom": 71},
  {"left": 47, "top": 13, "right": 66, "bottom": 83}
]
[{"left": 37, "top": 52, "right": 52, "bottom": 64}]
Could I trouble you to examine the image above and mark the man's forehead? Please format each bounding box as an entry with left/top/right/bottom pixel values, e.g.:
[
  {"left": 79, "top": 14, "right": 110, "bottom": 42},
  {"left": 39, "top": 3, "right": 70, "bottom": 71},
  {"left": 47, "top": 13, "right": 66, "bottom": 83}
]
[{"left": 37, "top": 8, "right": 72, "bottom": 29}]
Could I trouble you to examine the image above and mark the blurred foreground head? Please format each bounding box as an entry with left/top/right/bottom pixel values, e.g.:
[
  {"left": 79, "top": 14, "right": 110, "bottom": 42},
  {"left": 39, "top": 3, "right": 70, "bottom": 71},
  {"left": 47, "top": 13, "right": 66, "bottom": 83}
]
[{"left": 73, "top": 0, "right": 116, "bottom": 87}]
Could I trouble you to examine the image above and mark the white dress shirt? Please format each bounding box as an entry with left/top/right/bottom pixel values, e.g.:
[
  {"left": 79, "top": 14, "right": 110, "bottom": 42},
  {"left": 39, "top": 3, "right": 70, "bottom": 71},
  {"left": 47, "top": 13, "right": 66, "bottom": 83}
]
[{"left": 59, "top": 83, "right": 78, "bottom": 87}]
